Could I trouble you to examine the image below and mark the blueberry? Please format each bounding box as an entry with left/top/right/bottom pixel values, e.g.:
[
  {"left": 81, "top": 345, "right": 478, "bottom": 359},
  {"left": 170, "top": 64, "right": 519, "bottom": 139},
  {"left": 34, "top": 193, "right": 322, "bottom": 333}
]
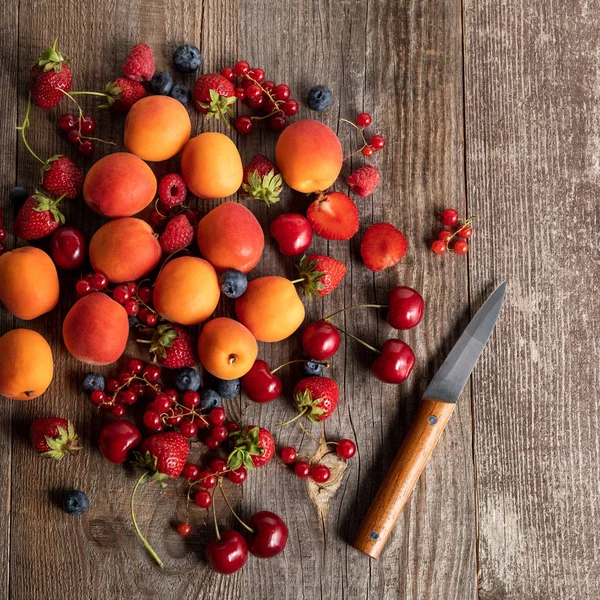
[
  {"left": 150, "top": 71, "right": 173, "bottom": 95},
  {"left": 63, "top": 490, "right": 89, "bottom": 516},
  {"left": 173, "top": 45, "right": 203, "bottom": 73},
  {"left": 303, "top": 360, "right": 324, "bottom": 377},
  {"left": 200, "top": 389, "right": 222, "bottom": 411},
  {"left": 174, "top": 367, "right": 201, "bottom": 393},
  {"left": 82, "top": 372, "right": 105, "bottom": 394},
  {"left": 9, "top": 186, "right": 29, "bottom": 207},
  {"left": 170, "top": 84, "right": 192, "bottom": 106},
  {"left": 307, "top": 85, "right": 333, "bottom": 111},
  {"left": 219, "top": 269, "right": 248, "bottom": 299},
  {"left": 128, "top": 316, "right": 141, "bottom": 328},
  {"left": 215, "top": 378, "right": 240, "bottom": 399}
]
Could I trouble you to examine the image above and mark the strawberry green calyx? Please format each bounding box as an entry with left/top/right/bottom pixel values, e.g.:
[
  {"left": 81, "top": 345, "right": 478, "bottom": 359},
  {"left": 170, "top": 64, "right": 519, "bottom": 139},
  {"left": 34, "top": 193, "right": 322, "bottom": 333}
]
[
  {"left": 242, "top": 168, "right": 283, "bottom": 206},
  {"left": 32, "top": 192, "right": 65, "bottom": 224},
  {"left": 293, "top": 389, "right": 327, "bottom": 422},
  {"left": 199, "top": 89, "right": 237, "bottom": 125},
  {"left": 42, "top": 422, "right": 82, "bottom": 461},
  {"left": 296, "top": 254, "right": 326, "bottom": 297},
  {"left": 227, "top": 425, "right": 263, "bottom": 471},
  {"left": 138, "top": 324, "right": 179, "bottom": 362},
  {"left": 35, "top": 37, "right": 71, "bottom": 73},
  {"left": 99, "top": 80, "right": 124, "bottom": 108},
  {"left": 133, "top": 450, "right": 172, "bottom": 486}
]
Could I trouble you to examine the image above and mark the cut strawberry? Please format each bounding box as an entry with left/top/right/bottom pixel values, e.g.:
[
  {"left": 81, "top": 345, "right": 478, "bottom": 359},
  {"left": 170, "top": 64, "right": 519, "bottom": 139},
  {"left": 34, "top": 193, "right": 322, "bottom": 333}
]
[
  {"left": 306, "top": 191, "right": 359, "bottom": 241},
  {"left": 360, "top": 223, "right": 407, "bottom": 272}
]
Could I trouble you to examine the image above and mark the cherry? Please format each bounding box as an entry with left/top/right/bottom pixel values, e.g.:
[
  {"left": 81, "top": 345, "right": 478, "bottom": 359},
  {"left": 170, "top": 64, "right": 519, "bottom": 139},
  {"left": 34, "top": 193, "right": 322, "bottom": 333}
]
[
  {"left": 143, "top": 410, "right": 163, "bottom": 431},
  {"left": 441, "top": 208, "right": 459, "bottom": 227},
  {"left": 245, "top": 84, "right": 262, "bottom": 101},
  {"left": 227, "top": 466, "right": 247, "bottom": 484},
  {"left": 241, "top": 360, "right": 282, "bottom": 403},
  {"left": 281, "top": 99, "right": 299, "bottom": 116},
  {"left": 78, "top": 139, "right": 94, "bottom": 156},
  {"left": 453, "top": 240, "right": 469, "bottom": 254},
  {"left": 457, "top": 225, "right": 473, "bottom": 239},
  {"left": 438, "top": 230, "right": 453, "bottom": 243},
  {"left": 356, "top": 113, "right": 372, "bottom": 127},
  {"left": 180, "top": 420, "right": 198, "bottom": 438},
  {"left": 310, "top": 464, "right": 331, "bottom": 484},
  {"left": 362, "top": 145, "right": 374, "bottom": 157},
  {"left": 301, "top": 321, "right": 341, "bottom": 361},
  {"left": 247, "top": 511, "right": 288, "bottom": 558},
  {"left": 58, "top": 113, "right": 77, "bottom": 132},
  {"left": 294, "top": 461, "right": 310, "bottom": 478},
  {"left": 371, "top": 135, "right": 385, "bottom": 150},
  {"left": 177, "top": 522, "right": 192, "bottom": 537},
  {"left": 235, "top": 116, "right": 253, "bottom": 134},
  {"left": 431, "top": 240, "right": 447, "bottom": 254},
  {"left": 205, "top": 530, "right": 248, "bottom": 575},
  {"left": 195, "top": 490, "right": 212, "bottom": 508},
  {"left": 209, "top": 407, "right": 226, "bottom": 425},
  {"left": 182, "top": 463, "right": 200, "bottom": 481},
  {"left": 269, "top": 213, "right": 312, "bottom": 256},
  {"left": 269, "top": 115, "right": 287, "bottom": 131},
  {"left": 110, "top": 405, "right": 126, "bottom": 418},
  {"left": 336, "top": 439, "right": 356, "bottom": 459},
  {"left": 273, "top": 84, "right": 290, "bottom": 100},
  {"left": 79, "top": 116, "right": 96, "bottom": 135},
  {"left": 50, "top": 227, "right": 87, "bottom": 270},
  {"left": 233, "top": 61, "right": 250, "bottom": 76},
  {"left": 371, "top": 339, "right": 415, "bottom": 384},
  {"left": 281, "top": 447, "right": 297, "bottom": 464},
  {"left": 386, "top": 286, "right": 424, "bottom": 330}
]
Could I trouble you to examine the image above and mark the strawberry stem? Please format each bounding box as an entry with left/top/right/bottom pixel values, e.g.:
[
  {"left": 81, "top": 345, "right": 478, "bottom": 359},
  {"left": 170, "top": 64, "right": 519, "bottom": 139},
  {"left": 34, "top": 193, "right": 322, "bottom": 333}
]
[
  {"left": 324, "top": 304, "right": 387, "bottom": 321},
  {"left": 276, "top": 406, "right": 309, "bottom": 427},
  {"left": 331, "top": 324, "right": 381, "bottom": 354},
  {"left": 218, "top": 482, "right": 254, "bottom": 534},
  {"left": 130, "top": 472, "right": 164, "bottom": 568},
  {"left": 16, "top": 94, "right": 45, "bottom": 165},
  {"left": 270, "top": 359, "right": 329, "bottom": 375},
  {"left": 297, "top": 421, "right": 320, "bottom": 444},
  {"left": 289, "top": 278, "right": 305, "bottom": 285}
]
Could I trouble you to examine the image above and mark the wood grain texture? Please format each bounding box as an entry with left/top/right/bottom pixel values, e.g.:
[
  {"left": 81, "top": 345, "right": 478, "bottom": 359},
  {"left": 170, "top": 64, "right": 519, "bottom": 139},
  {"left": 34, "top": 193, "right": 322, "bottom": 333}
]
[{"left": 464, "top": 0, "right": 600, "bottom": 598}]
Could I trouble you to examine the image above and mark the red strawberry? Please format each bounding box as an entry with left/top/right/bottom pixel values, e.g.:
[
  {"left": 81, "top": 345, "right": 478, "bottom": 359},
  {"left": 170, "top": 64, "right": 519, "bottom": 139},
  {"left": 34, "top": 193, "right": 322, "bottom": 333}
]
[
  {"left": 29, "top": 38, "right": 72, "bottom": 109},
  {"left": 29, "top": 418, "right": 81, "bottom": 461},
  {"left": 360, "top": 223, "right": 407, "bottom": 272},
  {"left": 141, "top": 324, "right": 199, "bottom": 368},
  {"left": 347, "top": 165, "right": 380, "bottom": 197},
  {"left": 42, "top": 155, "right": 83, "bottom": 199},
  {"left": 137, "top": 432, "right": 189, "bottom": 479},
  {"left": 242, "top": 154, "right": 283, "bottom": 206},
  {"left": 122, "top": 43, "right": 155, "bottom": 82},
  {"left": 298, "top": 254, "right": 346, "bottom": 297},
  {"left": 14, "top": 193, "right": 65, "bottom": 240},
  {"left": 227, "top": 425, "right": 274, "bottom": 470},
  {"left": 306, "top": 192, "right": 359, "bottom": 241},
  {"left": 159, "top": 215, "right": 194, "bottom": 253},
  {"left": 292, "top": 377, "right": 339, "bottom": 422},
  {"left": 193, "top": 74, "right": 236, "bottom": 124},
  {"left": 103, "top": 78, "right": 146, "bottom": 112}
]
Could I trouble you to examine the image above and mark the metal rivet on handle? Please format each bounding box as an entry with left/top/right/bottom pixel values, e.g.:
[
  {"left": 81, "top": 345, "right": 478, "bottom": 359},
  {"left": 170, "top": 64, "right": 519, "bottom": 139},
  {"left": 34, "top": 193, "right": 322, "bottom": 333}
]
[
  {"left": 369, "top": 531, "right": 379, "bottom": 540},
  {"left": 428, "top": 415, "right": 438, "bottom": 425}
]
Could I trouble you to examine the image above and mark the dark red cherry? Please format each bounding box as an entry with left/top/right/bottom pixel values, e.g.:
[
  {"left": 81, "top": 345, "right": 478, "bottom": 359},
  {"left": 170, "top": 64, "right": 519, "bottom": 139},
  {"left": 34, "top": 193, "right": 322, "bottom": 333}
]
[
  {"left": 269, "top": 213, "right": 313, "bottom": 256},
  {"left": 301, "top": 321, "right": 341, "bottom": 361},
  {"left": 371, "top": 339, "right": 415, "bottom": 384},
  {"left": 387, "top": 286, "right": 424, "bottom": 330},
  {"left": 247, "top": 511, "right": 288, "bottom": 558},
  {"left": 205, "top": 530, "right": 248, "bottom": 574},
  {"left": 241, "top": 360, "right": 282, "bottom": 403}
]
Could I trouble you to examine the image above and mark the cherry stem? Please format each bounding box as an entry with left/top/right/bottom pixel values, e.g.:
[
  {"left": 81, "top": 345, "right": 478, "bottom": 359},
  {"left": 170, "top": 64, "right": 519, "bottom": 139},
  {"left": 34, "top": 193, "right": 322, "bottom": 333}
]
[
  {"left": 130, "top": 472, "right": 164, "bottom": 568},
  {"left": 58, "top": 89, "right": 116, "bottom": 146},
  {"left": 276, "top": 406, "right": 309, "bottom": 427},
  {"left": 331, "top": 324, "right": 381, "bottom": 354},
  {"left": 324, "top": 304, "right": 387, "bottom": 321},
  {"left": 270, "top": 359, "right": 329, "bottom": 375},
  {"left": 17, "top": 94, "right": 45, "bottom": 165},
  {"left": 218, "top": 482, "right": 254, "bottom": 534},
  {"left": 211, "top": 492, "right": 221, "bottom": 542}
]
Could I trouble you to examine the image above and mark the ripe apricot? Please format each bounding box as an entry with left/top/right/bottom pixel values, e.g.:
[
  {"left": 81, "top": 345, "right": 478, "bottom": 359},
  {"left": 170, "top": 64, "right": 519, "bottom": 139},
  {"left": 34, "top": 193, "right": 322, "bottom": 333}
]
[
  {"left": 89, "top": 218, "right": 161, "bottom": 283},
  {"left": 0, "top": 329, "right": 53, "bottom": 400},
  {"left": 124, "top": 96, "right": 191, "bottom": 161},
  {"left": 235, "top": 277, "right": 305, "bottom": 342},
  {"left": 197, "top": 202, "right": 264, "bottom": 273},
  {"left": 153, "top": 256, "right": 220, "bottom": 326},
  {"left": 0, "top": 247, "right": 59, "bottom": 320},
  {"left": 198, "top": 318, "right": 258, "bottom": 380},
  {"left": 180, "top": 133, "right": 243, "bottom": 199},
  {"left": 83, "top": 152, "right": 157, "bottom": 217},
  {"left": 275, "top": 119, "right": 343, "bottom": 193},
  {"left": 62, "top": 293, "right": 129, "bottom": 365}
]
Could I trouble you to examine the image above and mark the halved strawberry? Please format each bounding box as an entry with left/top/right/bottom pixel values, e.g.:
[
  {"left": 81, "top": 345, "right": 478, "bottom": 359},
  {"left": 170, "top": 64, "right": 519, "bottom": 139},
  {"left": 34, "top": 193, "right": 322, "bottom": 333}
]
[
  {"left": 306, "top": 191, "right": 359, "bottom": 240},
  {"left": 360, "top": 223, "right": 407, "bottom": 272},
  {"left": 298, "top": 254, "right": 346, "bottom": 297}
]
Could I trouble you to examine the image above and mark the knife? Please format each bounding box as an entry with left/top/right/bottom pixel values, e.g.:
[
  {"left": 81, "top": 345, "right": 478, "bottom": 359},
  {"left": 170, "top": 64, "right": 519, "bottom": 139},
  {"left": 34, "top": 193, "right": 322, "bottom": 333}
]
[{"left": 353, "top": 281, "right": 506, "bottom": 559}]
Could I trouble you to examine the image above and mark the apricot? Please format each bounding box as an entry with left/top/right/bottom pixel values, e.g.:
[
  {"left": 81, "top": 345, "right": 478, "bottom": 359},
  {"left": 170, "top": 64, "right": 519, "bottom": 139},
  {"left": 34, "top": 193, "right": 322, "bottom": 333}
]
[
  {"left": 275, "top": 120, "right": 343, "bottom": 193},
  {"left": 197, "top": 202, "right": 264, "bottom": 273},
  {"left": 0, "top": 247, "right": 59, "bottom": 320},
  {"left": 235, "top": 277, "right": 305, "bottom": 342},
  {"left": 62, "top": 293, "right": 129, "bottom": 365},
  {"left": 89, "top": 218, "right": 161, "bottom": 283},
  {"left": 0, "top": 329, "right": 53, "bottom": 400},
  {"left": 83, "top": 152, "right": 157, "bottom": 217},
  {"left": 180, "top": 133, "right": 243, "bottom": 199},
  {"left": 124, "top": 96, "right": 191, "bottom": 161},
  {"left": 153, "top": 256, "right": 220, "bottom": 326},
  {"left": 198, "top": 318, "right": 258, "bottom": 380}
]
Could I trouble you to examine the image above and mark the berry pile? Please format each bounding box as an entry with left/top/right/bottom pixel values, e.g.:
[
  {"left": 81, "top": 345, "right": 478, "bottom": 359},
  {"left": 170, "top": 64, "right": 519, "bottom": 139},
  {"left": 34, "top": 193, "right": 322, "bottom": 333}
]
[{"left": 431, "top": 209, "right": 475, "bottom": 255}]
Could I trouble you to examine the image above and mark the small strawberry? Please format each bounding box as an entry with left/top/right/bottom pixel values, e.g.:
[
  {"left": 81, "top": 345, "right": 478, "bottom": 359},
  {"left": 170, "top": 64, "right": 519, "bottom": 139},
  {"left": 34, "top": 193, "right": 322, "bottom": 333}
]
[
  {"left": 14, "top": 193, "right": 65, "bottom": 240},
  {"left": 159, "top": 215, "right": 194, "bottom": 253},
  {"left": 306, "top": 191, "right": 360, "bottom": 240},
  {"left": 140, "top": 324, "right": 199, "bottom": 368},
  {"left": 360, "top": 223, "right": 407, "bottom": 271},
  {"left": 136, "top": 432, "right": 189, "bottom": 480},
  {"left": 227, "top": 425, "right": 274, "bottom": 470},
  {"left": 297, "top": 254, "right": 346, "bottom": 297},
  {"left": 291, "top": 377, "right": 339, "bottom": 422},
  {"left": 122, "top": 43, "right": 155, "bottom": 82},
  {"left": 29, "top": 418, "right": 81, "bottom": 461},
  {"left": 347, "top": 165, "right": 380, "bottom": 197},
  {"left": 242, "top": 154, "right": 283, "bottom": 206},
  {"left": 29, "top": 38, "right": 72, "bottom": 110},
  {"left": 42, "top": 155, "right": 83, "bottom": 199},
  {"left": 102, "top": 78, "right": 146, "bottom": 112},
  {"left": 193, "top": 73, "right": 236, "bottom": 124}
]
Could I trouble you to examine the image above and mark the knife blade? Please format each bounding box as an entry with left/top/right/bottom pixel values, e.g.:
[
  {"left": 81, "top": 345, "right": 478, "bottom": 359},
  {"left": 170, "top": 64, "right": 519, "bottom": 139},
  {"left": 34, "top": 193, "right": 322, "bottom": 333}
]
[{"left": 353, "top": 282, "right": 506, "bottom": 559}]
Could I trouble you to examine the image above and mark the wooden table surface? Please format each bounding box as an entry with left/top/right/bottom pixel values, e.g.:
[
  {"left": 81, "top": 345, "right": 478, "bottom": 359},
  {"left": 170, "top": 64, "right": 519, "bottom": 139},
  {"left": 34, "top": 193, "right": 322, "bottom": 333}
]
[{"left": 1, "top": 0, "right": 598, "bottom": 598}]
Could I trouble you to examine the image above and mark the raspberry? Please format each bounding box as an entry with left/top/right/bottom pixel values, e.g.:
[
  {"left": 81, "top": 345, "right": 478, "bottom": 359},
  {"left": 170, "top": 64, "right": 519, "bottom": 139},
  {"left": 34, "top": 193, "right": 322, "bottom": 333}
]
[
  {"left": 158, "top": 174, "right": 187, "bottom": 208},
  {"left": 122, "top": 44, "right": 155, "bottom": 82},
  {"left": 347, "top": 165, "right": 381, "bottom": 197},
  {"left": 159, "top": 215, "right": 194, "bottom": 253}
]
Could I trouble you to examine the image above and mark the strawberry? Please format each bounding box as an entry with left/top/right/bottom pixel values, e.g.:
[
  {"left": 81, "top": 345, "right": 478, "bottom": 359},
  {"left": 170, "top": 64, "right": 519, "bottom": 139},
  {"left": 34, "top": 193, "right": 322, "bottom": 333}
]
[
  {"left": 297, "top": 254, "right": 346, "bottom": 297},
  {"left": 29, "top": 418, "right": 81, "bottom": 461},
  {"left": 193, "top": 74, "right": 236, "bottom": 124},
  {"left": 29, "top": 38, "right": 72, "bottom": 110},
  {"left": 140, "top": 324, "right": 199, "bottom": 368},
  {"left": 122, "top": 43, "right": 155, "bottom": 82},
  {"left": 360, "top": 223, "right": 407, "bottom": 272},
  {"left": 136, "top": 432, "right": 189, "bottom": 480},
  {"left": 227, "top": 425, "right": 274, "bottom": 470},
  {"left": 102, "top": 78, "right": 146, "bottom": 112},
  {"left": 242, "top": 154, "right": 283, "bottom": 206},
  {"left": 306, "top": 191, "right": 359, "bottom": 241},
  {"left": 42, "top": 155, "right": 83, "bottom": 199},
  {"left": 14, "top": 193, "right": 65, "bottom": 240},
  {"left": 292, "top": 377, "right": 339, "bottom": 422},
  {"left": 347, "top": 165, "right": 380, "bottom": 197},
  {"left": 159, "top": 215, "right": 194, "bottom": 253}
]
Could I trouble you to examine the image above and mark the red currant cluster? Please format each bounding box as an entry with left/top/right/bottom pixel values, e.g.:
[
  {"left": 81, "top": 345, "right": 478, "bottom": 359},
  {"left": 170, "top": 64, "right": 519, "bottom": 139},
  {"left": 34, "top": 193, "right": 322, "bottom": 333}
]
[
  {"left": 58, "top": 113, "right": 98, "bottom": 156},
  {"left": 341, "top": 113, "right": 386, "bottom": 157},
  {"left": 0, "top": 209, "right": 6, "bottom": 256},
  {"left": 431, "top": 209, "right": 475, "bottom": 256},
  {"left": 281, "top": 440, "right": 356, "bottom": 483},
  {"left": 220, "top": 60, "right": 298, "bottom": 135}
]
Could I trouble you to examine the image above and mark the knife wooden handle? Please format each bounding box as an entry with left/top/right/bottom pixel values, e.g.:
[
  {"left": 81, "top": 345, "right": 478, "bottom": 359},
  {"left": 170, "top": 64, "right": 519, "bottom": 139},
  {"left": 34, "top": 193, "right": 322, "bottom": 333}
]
[{"left": 353, "top": 398, "right": 456, "bottom": 559}]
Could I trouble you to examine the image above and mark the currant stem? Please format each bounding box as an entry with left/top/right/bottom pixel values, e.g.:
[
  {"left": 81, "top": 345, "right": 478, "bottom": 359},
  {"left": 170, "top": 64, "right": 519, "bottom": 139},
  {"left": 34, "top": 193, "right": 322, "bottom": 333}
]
[
  {"left": 331, "top": 324, "right": 381, "bottom": 354},
  {"left": 130, "top": 472, "right": 164, "bottom": 568},
  {"left": 270, "top": 359, "right": 329, "bottom": 375},
  {"left": 17, "top": 94, "right": 45, "bottom": 165},
  {"left": 324, "top": 304, "right": 387, "bottom": 321},
  {"left": 218, "top": 482, "right": 254, "bottom": 534},
  {"left": 276, "top": 406, "right": 309, "bottom": 427},
  {"left": 443, "top": 216, "right": 477, "bottom": 248}
]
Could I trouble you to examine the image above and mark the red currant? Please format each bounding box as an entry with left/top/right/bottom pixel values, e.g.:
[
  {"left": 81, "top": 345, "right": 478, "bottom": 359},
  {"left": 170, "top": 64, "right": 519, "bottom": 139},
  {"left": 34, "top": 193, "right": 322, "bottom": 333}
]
[
  {"left": 126, "top": 358, "right": 143, "bottom": 374},
  {"left": 90, "top": 390, "right": 106, "bottom": 405},
  {"left": 118, "top": 370, "right": 133, "bottom": 385},
  {"left": 336, "top": 439, "right": 356, "bottom": 459},
  {"left": 88, "top": 272, "right": 108, "bottom": 290},
  {"left": 249, "top": 68, "right": 265, "bottom": 82},
  {"left": 111, "top": 405, "right": 126, "bottom": 418},
  {"left": 438, "top": 230, "right": 453, "bottom": 243},
  {"left": 144, "top": 411, "right": 164, "bottom": 432},
  {"left": 164, "top": 389, "right": 179, "bottom": 403},
  {"left": 0, "top": 242, "right": 4, "bottom": 256},
  {"left": 226, "top": 421, "right": 241, "bottom": 433},
  {"left": 151, "top": 394, "right": 172, "bottom": 413},
  {"left": 221, "top": 66, "right": 235, "bottom": 81},
  {"left": 209, "top": 407, "right": 226, "bottom": 425},
  {"left": 58, "top": 113, "right": 77, "bottom": 132},
  {"left": 75, "top": 279, "right": 92, "bottom": 296},
  {"left": 233, "top": 61, "right": 250, "bottom": 76},
  {"left": 138, "top": 286, "right": 152, "bottom": 303},
  {"left": 441, "top": 208, "right": 459, "bottom": 227},
  {"left": 181, "top": 463, "right": 200, "bottom": 481},
  {"left": 371, "top": 135, "right": 385, "bottom": 150},
  {"left": 211, "top": 458, "right": 228, "bottom": 473},
  {"left": 67, "top": 129, "right": 80, "bottom": 144},
  {"left": 0, "top": 230, "right": 5, "bottom": 242},
  {"left": 177, "top": 522, "right": 192, "bottom": 537},
  {"left": 431, "top": 240, "right": 447, "bottom": 255},
  {"left": 245, "top": 84, "right": 262, "bottom": 101},
  {"left": 247, "top": 94, "right": 265, "bottom": 109},
  {"left": 212, "top": 424, "right": 228, "bottom": 442},
  {"left": 273, "top": 84, "right": 290, "bottom": 101},
  {"left": 78, "top": 140, "right": 94, "bottom": 156},
  {"left": 195, "top": 490, "right": 212, "bottom": 508},
  {"left": 294, "top": 461, "right": 311, "bottom": 478},
  {"left": 180, "top": 420, "right": 198, "bottom": 439},
  {"left": 453, "top": 241, "right": 469, "bottom": 255},
  {"left": 120, "top": 390, "right": 137, "bottom": 405},
  {"left": 281, "top": 99, "right": 299, "bottom": 116},
  {"left": 362, "top": 146, "right": 374, "bottom": 157},
  {"left": 356, "top": 113, "right": 372, "bottom": 127},
  {"left": 125, "top": 300, "right": 140, "bottom": 316},
  {"left": 113, "top": 284, "right": 131, "bottom": 304},
  {"left": 205, "top": 435, "right": 220, "bottom": 450},
  {"left": 227, "top": 466, "right": 247, "bottom": 485},
  {"left": 127, "top": 282, "right": 138, "bottom": 295},
  {"left": 143, "top": 364, "right": 161, "bottom": 383},
  {"left": 234, "top": 87, "right": 246, "bottom": 100},
  {"left": 457, "top": 225, "right": 473, "bottom": 239},
  {"left": 105, "top": 378, "right": 119, "bottom": 393},
  {"left": 262, "top": 80, "right": 275, "bottom": 93},
  {"left": 281, "top": 447, "right": 297, "bottom": 464},
  {"left": 79, "top": 116, "right": 96, "bottom": 135},
  {"left": 269, "top": 115, "right": 287, "bottom": 131},
  {"left": 198, "top": 470, "right": 217, "bottom": 489},
  {"left": 183, "top": 391, "right": 200, "bottom": 409},
  {"left": 310, "top": 464, "right": 331, "bottom": 483},
  {"left": 235, "top": 116, "right": 253, "bottom": 135},
  {"left": 144, "top": 313, "right": 158, "bottom": 327}
]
